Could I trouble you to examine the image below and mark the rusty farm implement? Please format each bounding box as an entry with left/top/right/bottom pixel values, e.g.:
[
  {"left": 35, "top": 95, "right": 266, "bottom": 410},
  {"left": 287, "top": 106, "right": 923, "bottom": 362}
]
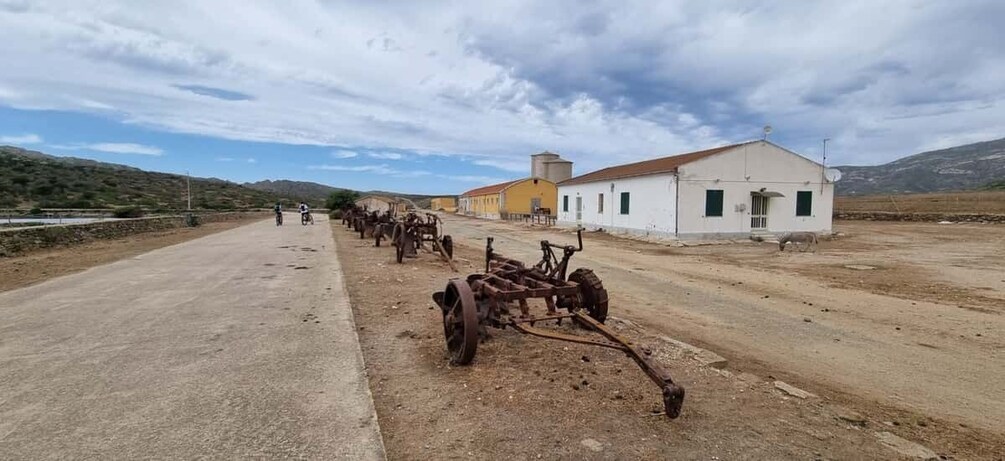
[
  {"left": 382, "top": 212, "right": 456, "bottom": 271},
  {"left": 432, "top": 230, "right": 685, "bottom": 419}
]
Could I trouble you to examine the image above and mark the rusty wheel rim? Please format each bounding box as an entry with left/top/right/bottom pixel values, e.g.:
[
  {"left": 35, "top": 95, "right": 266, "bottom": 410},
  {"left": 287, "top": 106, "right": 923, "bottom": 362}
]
[{"left": 441, "top": 280, "right": 478, "bottom": 365}]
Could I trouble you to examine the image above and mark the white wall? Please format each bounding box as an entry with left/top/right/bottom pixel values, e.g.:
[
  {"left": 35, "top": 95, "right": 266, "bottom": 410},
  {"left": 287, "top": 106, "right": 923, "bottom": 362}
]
[
  {"left": 676, "top": 141, "right": 834, "bottom": 237},
  {"left": 557, "top": 173, "right": 677, "bottom": 238}
]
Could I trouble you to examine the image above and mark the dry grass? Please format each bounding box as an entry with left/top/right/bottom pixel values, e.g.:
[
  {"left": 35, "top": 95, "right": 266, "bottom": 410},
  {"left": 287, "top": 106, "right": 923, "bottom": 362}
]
[{"left": 836, "top": 190, "right": 1005, "bottom": 214}]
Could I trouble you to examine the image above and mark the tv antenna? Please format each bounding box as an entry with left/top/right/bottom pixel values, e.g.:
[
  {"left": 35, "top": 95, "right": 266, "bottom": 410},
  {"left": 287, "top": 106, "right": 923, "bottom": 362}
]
[{"left": 762, "top": 125, "right": 773, "bottom": 140}]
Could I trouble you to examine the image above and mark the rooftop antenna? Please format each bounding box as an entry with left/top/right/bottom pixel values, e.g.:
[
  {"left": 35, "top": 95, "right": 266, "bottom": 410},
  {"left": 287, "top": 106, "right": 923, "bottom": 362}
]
[{"left": 762, "top": 125, "right": 773, "bottom": 140}]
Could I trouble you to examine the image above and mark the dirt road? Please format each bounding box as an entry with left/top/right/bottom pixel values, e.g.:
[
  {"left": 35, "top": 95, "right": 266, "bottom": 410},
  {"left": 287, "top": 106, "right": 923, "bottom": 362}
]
[
  {"left": 430, "top": 215, "right": 1004, "bottom": 456},
  {"left": 333, "top": 222, "right": 902, "bottom": 460},
  {"left": 0, "top": 214, "right": 384, "bottom": 459}
]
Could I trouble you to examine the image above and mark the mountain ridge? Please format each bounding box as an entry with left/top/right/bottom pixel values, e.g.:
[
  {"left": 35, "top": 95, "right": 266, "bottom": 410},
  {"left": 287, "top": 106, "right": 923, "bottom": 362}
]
[{"left": 834, "top": 137, "right": 1005, "bottom": 196}]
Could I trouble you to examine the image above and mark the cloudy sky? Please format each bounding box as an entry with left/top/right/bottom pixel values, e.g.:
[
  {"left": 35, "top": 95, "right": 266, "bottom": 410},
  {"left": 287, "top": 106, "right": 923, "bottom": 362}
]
[{"left": 1, "top": 0, "right": 1002, "bottom": 194}]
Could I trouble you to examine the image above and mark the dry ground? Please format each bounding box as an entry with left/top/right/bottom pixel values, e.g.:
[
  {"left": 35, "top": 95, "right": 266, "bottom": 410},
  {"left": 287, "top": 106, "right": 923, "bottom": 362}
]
[
  {"left": 0, "top": 218, "right": 262, "bottom": 292},
  {"left": 335, "top": 216, "right": 1004, "bottom": 460},
  {"left": 835, "top": 190, "right": 1005, "bottom": 214}
]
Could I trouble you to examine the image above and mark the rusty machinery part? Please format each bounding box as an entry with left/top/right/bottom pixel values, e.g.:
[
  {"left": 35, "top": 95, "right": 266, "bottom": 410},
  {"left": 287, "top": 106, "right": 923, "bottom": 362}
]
[
  {"left": 441, "top": 235, "right": 454, "bottom": 259},
  {"left": 432, "top": 279, "right": 479, "bottom": 365},
  {"left": 432, "top": 229, "right": 684, "bottom": 419},
  {"left": 567, "top": 268, "right": 608, "bottom": 323}
]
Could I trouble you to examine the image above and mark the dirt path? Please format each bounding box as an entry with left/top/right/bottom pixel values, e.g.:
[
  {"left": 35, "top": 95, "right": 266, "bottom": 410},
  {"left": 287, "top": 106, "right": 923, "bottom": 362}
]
[
  {"left": 428, "top": 215, "right": 1004, "bottom": 458},
  {"left": 332, "top": 220, "right": 930, "bottom": 460},
  {"left": 0, "top": 218, "right": 262, "bottom": 293}
]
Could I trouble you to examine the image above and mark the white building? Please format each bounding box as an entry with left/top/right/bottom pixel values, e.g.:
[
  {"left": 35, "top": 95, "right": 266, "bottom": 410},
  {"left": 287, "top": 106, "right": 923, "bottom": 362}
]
[{"left": 556, "top": 140, "right": 837, "bottom": 240}]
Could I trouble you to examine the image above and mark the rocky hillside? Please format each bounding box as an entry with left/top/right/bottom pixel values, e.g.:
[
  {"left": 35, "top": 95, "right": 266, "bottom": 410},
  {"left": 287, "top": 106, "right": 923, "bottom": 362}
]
[
  {"left": 0, "top": 146, "right": 285, "bottom": 209},
  {"left": 835, "top": 137, "right": 1005, "bottom": 196}
]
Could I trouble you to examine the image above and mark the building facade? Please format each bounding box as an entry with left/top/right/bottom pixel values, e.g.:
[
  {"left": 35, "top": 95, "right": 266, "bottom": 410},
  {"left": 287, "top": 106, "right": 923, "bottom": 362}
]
[
  {"left": 556, "top": 141, "right": 837, "bottom": 239},
  {"left": 355, "top": 195, "right": 408, "bottom": 214},
  {"left": 459, "top": 177, "right": 558, "bottom": 219},
  {"left": 430, "top": 197, "right": 457, "bottom": 212}
]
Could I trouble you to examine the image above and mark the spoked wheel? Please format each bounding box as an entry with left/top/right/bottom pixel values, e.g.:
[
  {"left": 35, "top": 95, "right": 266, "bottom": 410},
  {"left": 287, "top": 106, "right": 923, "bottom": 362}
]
[
  {"left": 568, "top": 268, "right": 609, "bottom": 323},
  {"left": 439, "top": 280, "right": 479, "bottom": 365}
]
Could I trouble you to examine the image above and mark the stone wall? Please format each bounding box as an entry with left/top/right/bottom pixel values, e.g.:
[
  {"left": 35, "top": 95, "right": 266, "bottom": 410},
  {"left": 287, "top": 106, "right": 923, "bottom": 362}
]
[
  {"left": 833, "top": 211, "right": 1005, "bottom": 223},
  {"left": 0, "top": 212, "right": 268, "bottom": 257}
]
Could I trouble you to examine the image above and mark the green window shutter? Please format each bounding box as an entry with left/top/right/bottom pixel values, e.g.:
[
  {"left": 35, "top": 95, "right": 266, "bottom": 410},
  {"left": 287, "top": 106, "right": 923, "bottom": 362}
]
[
  {"left": 562, "top": 195, "right": 569, "bottom": 212},
  {"left": 705, "top": 190, "right": 723, "bottom": 217},
  {"left": 619, "top": 192, "right": 630, "bottom": 214},
  {"left": 796, "top": 191, "right": 813, "bottom": 216}
]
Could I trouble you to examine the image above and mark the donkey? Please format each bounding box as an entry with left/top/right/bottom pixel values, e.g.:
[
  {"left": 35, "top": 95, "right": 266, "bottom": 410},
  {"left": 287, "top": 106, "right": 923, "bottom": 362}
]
[{"left": 778, "top": 232, "right": 818, "bottom": 252}]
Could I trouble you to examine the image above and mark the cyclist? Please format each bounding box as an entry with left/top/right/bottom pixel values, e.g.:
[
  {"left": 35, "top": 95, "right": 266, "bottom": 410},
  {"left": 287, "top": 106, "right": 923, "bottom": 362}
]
[
  {"left": 274, "top": 202, "right": 283, "bottom": 226},
  {"left": 299, "top": 202, "right": 313, "bottom": 225}
]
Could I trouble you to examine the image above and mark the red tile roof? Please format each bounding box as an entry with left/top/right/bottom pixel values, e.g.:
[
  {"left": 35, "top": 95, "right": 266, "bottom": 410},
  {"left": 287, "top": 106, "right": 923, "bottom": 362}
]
[
  {"left": 559, "top": 141, "right": 755, "bottom": 186},
  {"left": 461, "top": 179, "right": 520, "bottom": 197}
]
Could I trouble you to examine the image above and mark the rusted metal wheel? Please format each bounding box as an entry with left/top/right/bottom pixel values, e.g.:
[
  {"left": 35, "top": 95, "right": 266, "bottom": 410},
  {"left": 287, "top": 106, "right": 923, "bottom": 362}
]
[
  {"left": 440, "top": 279, "right": 479, "bottom": 365},
  {"left": 568, "top": 268, "right": 609, "bottom": 323},
  {"left": 441, "top": 235, "right": 453, "bottom": 259}
]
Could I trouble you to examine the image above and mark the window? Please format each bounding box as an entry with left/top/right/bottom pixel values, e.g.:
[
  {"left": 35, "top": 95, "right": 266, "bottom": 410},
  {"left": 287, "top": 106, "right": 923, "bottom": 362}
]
[
  {"left": 562, "top": 195, "right": 569, "bottom": 212},
  {"left": 598, "top": 193, "right": 604, "bottom": 213},
  {"left": 619, "top": 192, "right": 630, "bottom": 215},
  {"left": 796, "top": 191, "right": 813, "bottom": 216},
  {"left": 705, "top": 190, "right": 724, "bottom": 217}
]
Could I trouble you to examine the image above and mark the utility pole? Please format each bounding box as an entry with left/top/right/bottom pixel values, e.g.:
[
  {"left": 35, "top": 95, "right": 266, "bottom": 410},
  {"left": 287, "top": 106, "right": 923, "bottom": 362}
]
[
  {"left": 821, "top": 138, "right": 830, "bottom": 194},
  {"left": 186, "top": 171, "right": 191, "bottom": 211}
]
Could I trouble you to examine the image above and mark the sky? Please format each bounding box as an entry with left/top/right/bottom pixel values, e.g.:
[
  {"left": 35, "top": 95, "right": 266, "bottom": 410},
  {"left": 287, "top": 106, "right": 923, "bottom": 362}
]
[{"left": 1, "top": 0, "right": 1002, "bottom": 195}]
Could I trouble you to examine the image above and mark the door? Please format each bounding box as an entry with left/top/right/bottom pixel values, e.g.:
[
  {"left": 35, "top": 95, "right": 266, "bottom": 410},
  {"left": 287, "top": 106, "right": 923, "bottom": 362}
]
[
  {"left": 530, "top": 197, "right": 541, "bottom": 214},
  {"left": 575, "top": 196, "right": 583, "bottom": 223},
  {"left": 751, "top": 194, "right": 768, "bottom": 229}
]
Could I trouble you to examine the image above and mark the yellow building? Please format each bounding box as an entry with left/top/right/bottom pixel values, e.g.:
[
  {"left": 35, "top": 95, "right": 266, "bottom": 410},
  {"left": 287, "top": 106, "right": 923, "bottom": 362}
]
[
  {"left": 459, "top": 177, "right": 556, "bottom": 219},
  {"left": 430, "top": 197, "right": 457, "bottom": 212}
]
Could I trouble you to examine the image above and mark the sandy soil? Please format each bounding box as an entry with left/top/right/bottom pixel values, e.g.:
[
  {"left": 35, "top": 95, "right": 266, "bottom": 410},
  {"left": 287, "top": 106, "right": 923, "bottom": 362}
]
[
  {"left": 332, "top": 220, "right": 959, "bottom": 460},
  {"left": 335, "top": 216, "right": 1004, "bottom": 460},
  {"left": 0, "top": 219, "right": 262, "bottom": 293}
]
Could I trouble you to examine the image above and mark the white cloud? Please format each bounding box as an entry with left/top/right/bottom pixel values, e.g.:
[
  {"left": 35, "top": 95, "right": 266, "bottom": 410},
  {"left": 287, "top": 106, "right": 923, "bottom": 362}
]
[
  {"left": 332, "top": 149, "right": 358, "bottom": 159},
  {"left": 48, "top": 141, "right": 161, "bottom": 155},
  {"left": 472, "top": 157, "right": 527, "bottom": 173},
  {"left": 0, "top": 133, "right": 42, "bottom": 144},
  {"left": 309, "top": 163, "right": 431, "bottom": 178},
  {"left": 246, "top": 157, "right": 257, "bottom": 163},
  {"left": 85, "top": 142, "right": 163, "bottom": 155},
  {"left": 367, "top": 152, "right": 404, "bottom": 160},
  {"left": 216, "top": 157, "right": 235, "bottom": 162},
  {"left": 0, "top": 1, "right": 1001, "bottom": 170}
]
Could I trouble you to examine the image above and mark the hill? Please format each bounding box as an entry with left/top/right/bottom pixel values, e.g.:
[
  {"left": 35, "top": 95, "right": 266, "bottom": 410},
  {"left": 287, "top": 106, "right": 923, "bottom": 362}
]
[
  {"left": 835, "top": 137, "right": 1005, "bottom": 196},
  {"left": 0, "top": 145, "right": 285, "bottom": 209},
  {"left": 245, "top": 180, "right": 342, "bottom": 203},
  {"left": 246, "top": 180, "right": 437, "bottom": 209}
]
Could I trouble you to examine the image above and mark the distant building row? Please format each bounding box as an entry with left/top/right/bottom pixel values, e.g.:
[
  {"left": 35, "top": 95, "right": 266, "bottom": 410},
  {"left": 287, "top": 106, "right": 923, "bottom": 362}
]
[{"left": 440, "top": 140, "right": 838, "bottom": 239}]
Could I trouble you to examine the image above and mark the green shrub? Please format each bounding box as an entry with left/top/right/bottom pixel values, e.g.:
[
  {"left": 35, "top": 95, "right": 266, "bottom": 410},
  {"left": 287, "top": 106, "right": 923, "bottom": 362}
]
[
  {"left": 28, "top": 207, "right": 43, "bottom": 215},
  {"left": 112, "top": 206, "right": 144, "bottom": 218}
]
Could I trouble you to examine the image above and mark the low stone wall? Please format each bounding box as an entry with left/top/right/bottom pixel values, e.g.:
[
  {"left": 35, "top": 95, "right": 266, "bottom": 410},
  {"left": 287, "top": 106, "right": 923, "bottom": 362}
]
[
  {"left": 0, "top": 212, "right": 268, "bottom": 257},
  {"left": 833, "top": 211, "right": 1005, "bottom": 223}
]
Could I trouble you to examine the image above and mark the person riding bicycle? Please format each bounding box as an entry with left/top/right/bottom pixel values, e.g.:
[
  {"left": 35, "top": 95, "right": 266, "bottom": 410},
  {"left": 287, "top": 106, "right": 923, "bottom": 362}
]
[{"left": 299, "top": 202, "right": 312, "bottom": 224}]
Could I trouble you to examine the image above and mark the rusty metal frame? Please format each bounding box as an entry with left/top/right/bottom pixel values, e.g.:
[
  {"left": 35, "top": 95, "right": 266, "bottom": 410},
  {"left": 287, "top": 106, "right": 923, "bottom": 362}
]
[{"left": 433, "top": 230, "right": 685, "bottom": 419}]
